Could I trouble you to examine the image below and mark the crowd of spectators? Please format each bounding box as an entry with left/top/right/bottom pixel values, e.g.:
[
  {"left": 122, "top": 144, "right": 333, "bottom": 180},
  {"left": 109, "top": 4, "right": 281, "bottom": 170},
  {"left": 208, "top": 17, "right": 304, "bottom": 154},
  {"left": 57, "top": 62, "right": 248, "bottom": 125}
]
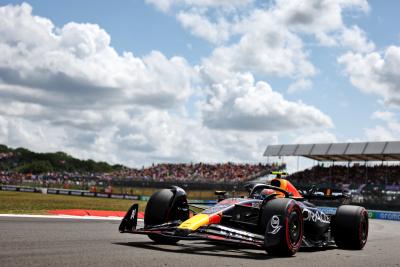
[
  {"left": 4, "top": 157, "right": 399, "bottom": 192},
  {"left": 110, "top": 162, "right": 284, "bottom": 183},
  {"left": 0, "top": 170, "right": 97, "bottom": 189},
  {"left": 288, "top": 164, "right": 400, "bottom": 191},
  {"left": 0, "top": 162, "right": 285, "bottom": 188}
]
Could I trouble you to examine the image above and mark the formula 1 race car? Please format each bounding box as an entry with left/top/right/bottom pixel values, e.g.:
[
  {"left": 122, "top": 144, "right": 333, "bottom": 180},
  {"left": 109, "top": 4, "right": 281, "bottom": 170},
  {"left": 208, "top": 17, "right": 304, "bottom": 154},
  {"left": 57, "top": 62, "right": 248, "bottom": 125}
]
[{"left": 119, "top": 176, "right": 369, "bottom": 256}]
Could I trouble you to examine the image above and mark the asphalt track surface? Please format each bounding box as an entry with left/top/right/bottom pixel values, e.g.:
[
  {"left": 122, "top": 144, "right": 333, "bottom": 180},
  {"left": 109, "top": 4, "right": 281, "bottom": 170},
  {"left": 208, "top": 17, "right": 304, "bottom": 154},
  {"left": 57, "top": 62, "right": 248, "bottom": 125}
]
[{"left": 0, "top": 217, "right": 399, "bottom": 267}]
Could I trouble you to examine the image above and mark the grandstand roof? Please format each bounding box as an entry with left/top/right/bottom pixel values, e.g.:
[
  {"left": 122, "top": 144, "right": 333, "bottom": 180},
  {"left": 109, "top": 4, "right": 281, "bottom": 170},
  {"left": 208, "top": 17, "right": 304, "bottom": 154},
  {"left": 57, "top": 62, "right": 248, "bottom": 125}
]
[{"left": 263, "top": 141, "right": 400, "bottom": 162}]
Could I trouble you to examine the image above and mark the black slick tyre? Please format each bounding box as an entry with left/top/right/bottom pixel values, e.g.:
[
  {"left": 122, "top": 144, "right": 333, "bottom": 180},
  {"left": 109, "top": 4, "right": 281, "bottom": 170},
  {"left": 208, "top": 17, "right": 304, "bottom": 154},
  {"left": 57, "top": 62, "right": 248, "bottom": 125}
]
[
  {"left": 333, "top": 205, "right": 368, "bottom": 250},
  {"left": 144, "top": 189, "right": 178, "bottom": 244},
  {"left": 261, "top": 198, "right": 303, "bottom": 256}
]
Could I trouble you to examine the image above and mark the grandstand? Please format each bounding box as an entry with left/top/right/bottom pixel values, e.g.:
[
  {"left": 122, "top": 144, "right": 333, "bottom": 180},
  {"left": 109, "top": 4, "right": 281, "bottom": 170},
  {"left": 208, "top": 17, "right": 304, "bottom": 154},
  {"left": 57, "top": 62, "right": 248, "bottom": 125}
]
[
  {"left": 264, "top": 141, "right": 400, "bottom": 187},
  {"left": 264, "top": 141, "right": 400, "bottom": 210},
  {"left": 264, "top": 141, "right": 400, "bottom": 161}
]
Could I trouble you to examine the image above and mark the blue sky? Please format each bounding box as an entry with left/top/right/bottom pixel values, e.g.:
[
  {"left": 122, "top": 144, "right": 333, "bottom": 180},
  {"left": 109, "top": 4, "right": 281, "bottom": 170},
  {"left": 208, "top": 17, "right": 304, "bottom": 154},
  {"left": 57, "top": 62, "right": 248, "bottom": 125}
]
[{"left": 0, "top": 0, "right": 399, "bottom": 170}]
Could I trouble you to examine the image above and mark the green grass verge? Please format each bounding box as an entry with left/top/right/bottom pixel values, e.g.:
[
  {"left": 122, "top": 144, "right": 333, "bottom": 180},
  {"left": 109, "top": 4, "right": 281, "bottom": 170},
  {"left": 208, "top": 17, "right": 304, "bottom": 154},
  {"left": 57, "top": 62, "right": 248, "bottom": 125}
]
[{"left": 0, "top": 191, "right": 147, "bottom": 215}]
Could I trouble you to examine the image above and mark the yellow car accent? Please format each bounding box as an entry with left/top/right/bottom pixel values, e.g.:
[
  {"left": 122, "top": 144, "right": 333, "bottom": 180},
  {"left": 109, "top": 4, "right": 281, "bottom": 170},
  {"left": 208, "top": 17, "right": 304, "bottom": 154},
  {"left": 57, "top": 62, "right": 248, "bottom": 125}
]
[{"left": 178, "top": 214, "right": 210, "bottom": 231}]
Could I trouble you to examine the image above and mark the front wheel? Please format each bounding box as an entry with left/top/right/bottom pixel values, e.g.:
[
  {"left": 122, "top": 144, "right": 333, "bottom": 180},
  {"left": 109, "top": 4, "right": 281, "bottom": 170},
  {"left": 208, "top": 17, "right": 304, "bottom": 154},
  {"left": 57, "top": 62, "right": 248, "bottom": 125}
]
[
  {"left": 144, "top": 189, "right": 179, "bottom": 244},
  {"left": 261, "top": 198, "right": 303, "bottom": 256}
]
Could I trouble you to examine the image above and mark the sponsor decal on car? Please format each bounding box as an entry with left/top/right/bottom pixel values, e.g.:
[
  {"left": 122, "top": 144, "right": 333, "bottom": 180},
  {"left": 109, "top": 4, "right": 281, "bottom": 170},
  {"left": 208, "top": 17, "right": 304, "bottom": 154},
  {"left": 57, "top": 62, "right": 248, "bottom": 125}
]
[
  {"left": 215, "top": 225, "right": 258, "bottom": 238},
  {"left": 130, "top": 209, "right": 136, "bottom": 220},
  {"left": 268, "top": 215, "right": 282, "bottom": 234},
  {"left": 302, "top": 208, "right": 330, "bottom": 223}
]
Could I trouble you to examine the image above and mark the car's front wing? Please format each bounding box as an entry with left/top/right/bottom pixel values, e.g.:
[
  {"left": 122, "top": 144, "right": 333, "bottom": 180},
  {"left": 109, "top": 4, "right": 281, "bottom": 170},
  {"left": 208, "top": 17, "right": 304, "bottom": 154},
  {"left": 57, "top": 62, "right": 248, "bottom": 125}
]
[
  {"left": 123, "top": 224, "right": 265, "bottom": 247},
  {"left": 119, "top": 204, "right": 265, "bottom": 247}
]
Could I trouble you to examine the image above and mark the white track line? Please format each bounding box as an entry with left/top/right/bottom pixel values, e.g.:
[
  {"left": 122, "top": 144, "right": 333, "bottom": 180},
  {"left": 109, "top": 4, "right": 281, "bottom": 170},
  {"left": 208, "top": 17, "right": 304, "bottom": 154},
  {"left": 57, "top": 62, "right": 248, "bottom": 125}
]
[{"left": 0, "top": 213, "right": 144, "bottom": 221}]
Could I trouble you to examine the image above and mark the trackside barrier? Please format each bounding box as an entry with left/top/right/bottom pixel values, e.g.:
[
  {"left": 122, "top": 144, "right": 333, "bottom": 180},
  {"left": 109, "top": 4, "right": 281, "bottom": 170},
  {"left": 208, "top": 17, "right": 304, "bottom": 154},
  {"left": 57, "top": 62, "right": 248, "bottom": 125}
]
[
  {"left": 70, "top": 191, "right": 83, "bottom": 196},
  {"left": 318, "top": 206, "right": 400, "bottom": 222},
  {"left": 0, "top": 185, "right": 39, "bottom": 192},
  {"left": 0, "top": 184, "right": 141, "bottom": 200},
  {"left": 18, "top": 187, "right": 36, "bottom": 192},
  {"left": 110, "top": 194, "right": 124, "bottom": 199},
  {"left": 368, "top": 210, "right": 400, "bottom": 221},
  {"left": 125, "top": 195, "right": 140, "bottom": 200},
  {"left": 47, "top": 189, "right": 58, "bottom": 194}
]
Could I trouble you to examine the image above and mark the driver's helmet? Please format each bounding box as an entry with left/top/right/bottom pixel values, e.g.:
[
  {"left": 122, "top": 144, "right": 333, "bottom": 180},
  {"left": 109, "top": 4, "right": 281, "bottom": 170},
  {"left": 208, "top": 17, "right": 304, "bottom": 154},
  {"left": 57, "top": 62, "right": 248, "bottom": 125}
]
[{"left": 260, "top": 188, "right": 277, "bottom": 199}]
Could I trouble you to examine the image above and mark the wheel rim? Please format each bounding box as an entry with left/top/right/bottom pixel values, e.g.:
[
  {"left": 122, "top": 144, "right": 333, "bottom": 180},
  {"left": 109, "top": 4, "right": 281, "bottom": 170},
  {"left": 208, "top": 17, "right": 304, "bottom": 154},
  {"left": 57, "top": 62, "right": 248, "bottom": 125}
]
[
  {"left": 288, "top": 211, "right": 301, "bottom": 244},
  {"left": 359, "top": 212, "right": 368, "bottom": 244}
]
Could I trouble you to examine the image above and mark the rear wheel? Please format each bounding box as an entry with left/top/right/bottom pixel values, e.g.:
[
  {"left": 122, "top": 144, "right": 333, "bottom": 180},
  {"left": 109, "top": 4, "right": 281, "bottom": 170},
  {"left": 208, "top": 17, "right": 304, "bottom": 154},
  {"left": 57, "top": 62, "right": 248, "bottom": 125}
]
[
  {"left": 261, "top": 198, "right": 303, "bottom": 256},
  {"left": 144, "top": 189, "right": 179, "bottom": 244},
  {"left": 333, "top": 205, "right": 368, "bottom": 250}
]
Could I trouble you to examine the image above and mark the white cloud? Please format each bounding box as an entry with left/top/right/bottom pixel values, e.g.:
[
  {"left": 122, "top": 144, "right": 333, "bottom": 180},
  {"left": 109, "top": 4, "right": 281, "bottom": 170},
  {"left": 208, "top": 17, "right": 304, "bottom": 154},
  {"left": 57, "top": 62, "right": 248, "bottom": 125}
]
[
  {"left": 149, "top": 0, "right": 371, "bottom": 48},
  {"left": 0, "top": 3, "right": 195, "bottom": 166},
  {"left": 371, "top": 110, "right": 396, "bottom": 122},
  {"left": 338, "top": 46, "right": 400, "bottom": 106},
  {"left": 0, "top": 3, "right": 336, "bottom": 167},
  {"left": 288, "top": 78, "right": 312, "bottom": 94},
  {"left": 168, "top": 0, "right": 373, "bottom": 83},
  {"left": 125, "top": 110, "right": 277, "bottom": 164},
  {"left": 203, "top": 25, "right": 315, "bottom": 79},
  {"left": 200, "top": 73, "right": 333, "bottom": 131},
  {"left": 340, "top": 25, "right": 375, "bottom": 53},
  {"left": 275, "top": 0, "right": 345, "bottom": 35},
  {"left": 147, "top": 0, "right": 253, "bottom": 45},
  {"left": 364, "top": 111, "right": 400, "bottom": 141},
  {"left": 274, "top": 0, "right": 371, "bottom": 48},
  {"left": 176, "top": 12, "right": 230, "bottom": 44},
  {"left": 0, "top": 108, "right": 277, "bottom": 166},
  {"left": 292, "top": 130, "right": 338, "bottom": 144},
  {"left": 0, "top": 4, "right": 195, "bottom": 110},
  {"left": 373, "top": 111, "right": 400, "bottom": 132},
  {"left": 364, "top": 126, "right": 396, "bottom": 141},
  {"left": 145, "top": 0, "right": 175, "bottom": 12}
]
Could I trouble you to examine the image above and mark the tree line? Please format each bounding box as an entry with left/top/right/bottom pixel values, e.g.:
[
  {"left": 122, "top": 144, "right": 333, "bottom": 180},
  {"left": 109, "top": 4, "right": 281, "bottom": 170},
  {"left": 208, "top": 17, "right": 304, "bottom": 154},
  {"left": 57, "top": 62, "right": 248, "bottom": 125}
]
[{"left": 0, "top": 144, "right": 123, "bottom": 174}]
